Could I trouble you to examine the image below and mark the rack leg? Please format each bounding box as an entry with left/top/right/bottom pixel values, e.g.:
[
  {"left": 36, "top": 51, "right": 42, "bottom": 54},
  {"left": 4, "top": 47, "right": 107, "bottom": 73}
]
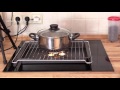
[{"left": 0, "top": 42, "right": 7, "bottom": 64}]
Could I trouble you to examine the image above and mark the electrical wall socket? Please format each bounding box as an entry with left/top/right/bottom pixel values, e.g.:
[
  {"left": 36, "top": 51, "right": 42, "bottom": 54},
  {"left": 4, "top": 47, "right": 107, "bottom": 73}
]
[
  {"left": 22, "top": 14, "right": 43, "bottom": 24},
  {"left": 6, "top": 14, "right": 22, "bottom": 24},
  {"left": 6, "top": 14, "right": 43, "bottom": 24},
  {"left": 22, "top": 14, "right": 32, "bottom": 24},
  {"left": 13, "top": 14, "right": 22, "bottom": 24}
]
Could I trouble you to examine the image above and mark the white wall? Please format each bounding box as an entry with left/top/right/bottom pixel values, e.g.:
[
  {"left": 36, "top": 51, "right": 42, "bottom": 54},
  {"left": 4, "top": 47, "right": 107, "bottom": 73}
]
[{"left": 3, "top": 12, "right": 120, "bottom": 35}]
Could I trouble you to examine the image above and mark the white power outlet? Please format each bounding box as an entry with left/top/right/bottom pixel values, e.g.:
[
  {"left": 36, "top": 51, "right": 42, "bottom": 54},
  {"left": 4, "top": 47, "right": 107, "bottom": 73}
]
[{"left": 31, "top": 14, "right": 43, "bottom": 24}]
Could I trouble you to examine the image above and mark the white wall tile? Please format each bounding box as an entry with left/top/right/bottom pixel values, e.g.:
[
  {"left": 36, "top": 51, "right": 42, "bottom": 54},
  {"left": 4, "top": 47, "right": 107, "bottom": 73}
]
[
  {"left": 98, "top": 31, "right": 108, "bottom": 35},
  {"left": 86, "top": 19, "right": 99, "bottom": 33},
  {"left": 73, "top": 12, "right": 86, "bottom": 19},
  {"left": 99, "top": 19, "right": 108, "bottom": 29},
  {"left": 71, "top": 19, "right": 86, "bottom": 33},
  {"left": 99, "top": 19, "right": 108, "bottom": 34},
  {"left": 58, "top": 19, "right": 72, "bottom": 31},
  {"left": 42, "top": 12, "right": 58, "bottom": 20},
  {"left": 98, "top": 12, "right": 120, "bottom": 19},
  {"left": 3, "top": 12, "right": 120, "bottom": 35},
  {"left": 85, "top": 31, "right": 98, "bottom": 35},
  {"left": 85, "top": 12, "right": 100, "bottom": 19},
  {"left": 57, "top": 12, "right": 73, "bottom": 20}
]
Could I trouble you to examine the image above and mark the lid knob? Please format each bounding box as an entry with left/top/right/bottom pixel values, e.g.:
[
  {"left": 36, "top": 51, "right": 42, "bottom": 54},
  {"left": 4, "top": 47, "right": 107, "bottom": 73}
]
[{"left": 50, "top": 24, "right": 59, "bottom": 31}]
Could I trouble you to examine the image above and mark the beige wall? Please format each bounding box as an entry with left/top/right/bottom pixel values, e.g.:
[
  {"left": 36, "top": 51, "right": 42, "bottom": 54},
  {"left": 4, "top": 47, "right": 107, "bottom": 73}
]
[
  {"left": 0, "top": 12, "right": 5, "bottom": 37},
  {"left": 2, "top": 12, "right": 120, "bottom": 35}
]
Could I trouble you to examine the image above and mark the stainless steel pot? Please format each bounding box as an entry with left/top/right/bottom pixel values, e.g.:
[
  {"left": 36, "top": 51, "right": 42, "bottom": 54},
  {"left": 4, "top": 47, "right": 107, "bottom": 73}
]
[{"left": 29, "top": 24, "right": 80, "bottom": 50}]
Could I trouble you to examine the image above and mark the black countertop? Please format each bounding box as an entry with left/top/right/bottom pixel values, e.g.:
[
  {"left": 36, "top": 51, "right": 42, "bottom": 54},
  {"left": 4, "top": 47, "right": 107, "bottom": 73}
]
[{"left": 89, "top": 40, "right": 114, "bottom": 71}]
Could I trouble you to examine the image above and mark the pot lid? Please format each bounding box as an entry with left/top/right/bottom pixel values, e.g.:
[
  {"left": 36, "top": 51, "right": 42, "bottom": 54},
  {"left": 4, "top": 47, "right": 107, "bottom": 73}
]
[{"left": 38, "top": 24, "right": 70, "bottom": 37}]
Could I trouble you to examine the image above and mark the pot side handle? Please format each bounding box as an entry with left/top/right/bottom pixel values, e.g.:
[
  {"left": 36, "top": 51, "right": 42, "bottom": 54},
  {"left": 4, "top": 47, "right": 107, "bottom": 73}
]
[
  {"left": 70, "top": 33, "right": 80, "bottom": 40},
  {"left": 29, "top": 33, "right": 38, "bottom": 41}
]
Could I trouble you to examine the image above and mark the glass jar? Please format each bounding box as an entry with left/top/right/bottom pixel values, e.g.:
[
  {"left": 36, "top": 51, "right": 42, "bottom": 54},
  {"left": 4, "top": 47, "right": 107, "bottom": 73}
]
[{"left": 108, "top": 16, "right": 120, "bottom": 42}]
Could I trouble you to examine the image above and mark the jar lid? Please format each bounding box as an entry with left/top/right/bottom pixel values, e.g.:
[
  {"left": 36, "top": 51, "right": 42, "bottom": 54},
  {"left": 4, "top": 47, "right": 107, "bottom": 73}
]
[{"left": 108, "top": 16, "right": 120, "bottom": 21}]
